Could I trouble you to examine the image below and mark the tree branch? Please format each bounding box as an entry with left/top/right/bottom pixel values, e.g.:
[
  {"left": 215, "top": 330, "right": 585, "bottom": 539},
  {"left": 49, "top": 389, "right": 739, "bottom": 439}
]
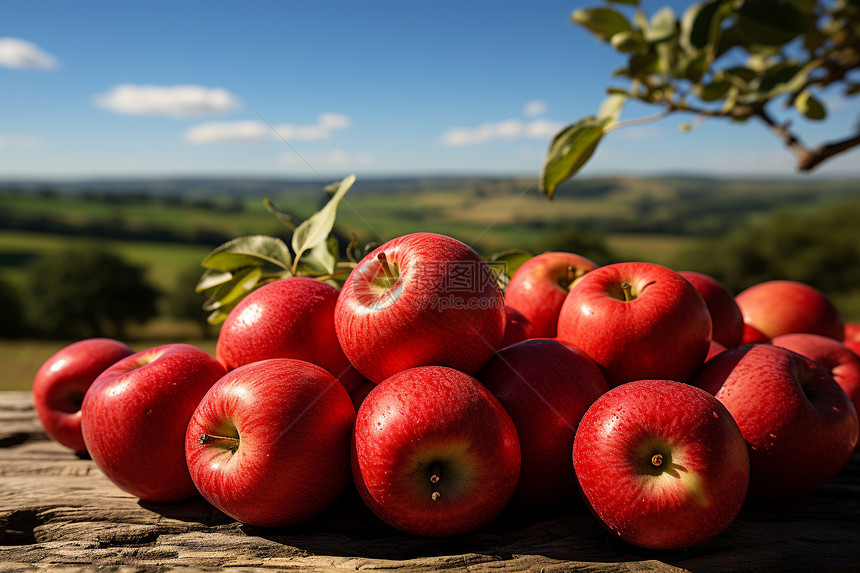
[{"left": 798, "top": 132, "right": 860, "bottom": 172}]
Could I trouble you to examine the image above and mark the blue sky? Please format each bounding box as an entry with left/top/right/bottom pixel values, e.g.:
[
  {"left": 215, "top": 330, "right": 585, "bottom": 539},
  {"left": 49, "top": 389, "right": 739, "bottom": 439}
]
[{"left": 2, "top": 0, "right": 859, "bottom": 180}]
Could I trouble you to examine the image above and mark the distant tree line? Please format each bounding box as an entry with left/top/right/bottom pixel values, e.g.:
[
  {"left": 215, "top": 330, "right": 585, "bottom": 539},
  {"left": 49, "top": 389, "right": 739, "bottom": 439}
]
[{"left": 0, "top": 249, "right": 211, "bottom": 340}]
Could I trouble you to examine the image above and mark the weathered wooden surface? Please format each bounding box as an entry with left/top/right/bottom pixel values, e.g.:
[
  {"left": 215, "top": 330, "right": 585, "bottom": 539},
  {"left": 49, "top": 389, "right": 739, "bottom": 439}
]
[{"left": 1, "top": 391, "right": 858, "bottom": 572}]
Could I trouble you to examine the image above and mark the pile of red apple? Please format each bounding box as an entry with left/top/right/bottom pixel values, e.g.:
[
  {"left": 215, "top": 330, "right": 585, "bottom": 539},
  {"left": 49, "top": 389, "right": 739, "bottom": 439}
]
[{"left": 33, "top": 232, "right": 859, "bottom": 551}]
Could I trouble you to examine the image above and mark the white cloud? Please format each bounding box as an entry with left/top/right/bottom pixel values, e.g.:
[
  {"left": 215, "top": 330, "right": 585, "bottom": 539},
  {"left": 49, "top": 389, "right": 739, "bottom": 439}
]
[
  {"left": 186, "top": 113, "right": 352, "bottom": 144},
  {"left": 0, "top": 134, "right": 40, "bottom": 148},
  {"left": 441, "top": 118, "right": 563, "bottom": 147},
  {"left": 0, "top": 38, "right": 58, "bottom": 70},
  {"left": 93, "top": 84, "right": 241, "bottom": 118},
  {"left": 185, "top": 121, "right": 271, "bottom": 144},
  {"left": 279, "top": 149, "right": 373, "bottom": 167},
  {"left": 524, "top": 100, "right": 548, "bottom": 117}
]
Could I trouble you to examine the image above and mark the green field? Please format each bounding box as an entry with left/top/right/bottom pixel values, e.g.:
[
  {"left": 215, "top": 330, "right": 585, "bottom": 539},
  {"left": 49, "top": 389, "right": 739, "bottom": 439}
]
[{"left": 2, "top": 175, "right": 859, "bottom": 390}]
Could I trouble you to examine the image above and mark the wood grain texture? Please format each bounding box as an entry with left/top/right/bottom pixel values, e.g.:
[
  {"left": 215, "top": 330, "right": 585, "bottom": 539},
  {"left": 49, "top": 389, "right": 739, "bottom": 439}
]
[{"left": 1, "top": 391, "right": 858, "bottom": 572}]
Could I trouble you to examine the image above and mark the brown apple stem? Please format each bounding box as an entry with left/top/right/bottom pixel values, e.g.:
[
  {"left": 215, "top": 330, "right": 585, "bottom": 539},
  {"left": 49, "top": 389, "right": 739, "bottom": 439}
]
[
  {"left": 651, "top": 453, "right": 664, "bottom": 467},
  {"left": 429, "top": 462, "right": 442, "bottom": 500},
  {"left": 621, "top": 281, "right": 634, "bottom": 302},
  {"left": 377, "top": 252, "right": 396, "bottom": 288},
  {"left": 199, "top": 433, "right": 240, "bottom": 449}
]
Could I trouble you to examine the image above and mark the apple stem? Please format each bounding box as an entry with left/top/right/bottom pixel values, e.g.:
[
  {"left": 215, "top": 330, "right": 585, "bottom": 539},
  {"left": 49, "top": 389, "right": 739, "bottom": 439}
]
[
  {"left": 651, "top": 453, "right": 664, "bottom": 467},
  {"left": 621, "top": 281, "right": 634, "bottom": 302},
  {"left": 429, "top": 462, "right": 442, "bottom": 500},
  {"left": 199, "top": 433, "right": 240, "bottom": 450},
  {"left": 377, "top": 252, "right": 396, "bottom": 289}
]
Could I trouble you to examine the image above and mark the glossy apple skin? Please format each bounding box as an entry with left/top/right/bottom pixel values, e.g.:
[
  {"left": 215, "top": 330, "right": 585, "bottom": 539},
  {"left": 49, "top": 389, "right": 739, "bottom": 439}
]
[
  {"left": 770, "top": 333, "right": 860, "bottom": 451},
  {"left": 706, "top": 340, "right": 728, "bottom": 362},
  {"left": 478, "top": 339, "right": 607, "bottom": 508},
  {"left": 694, "top": 344, "right": 858, "bottom": 500},
  {"left": 557, "top": 262, "right": 712, "bottom": 387},
  {"left": 80, "top": 344, "right": 226, "bottom": 502},
  {"left": 185, "top": 359, "right": 355, "bottom": 527},
  {"left": 573, "top": 379, "right": 749, "bottom": 550},
  {"left": 679, "top": 271, "right": 744, "bottom": 348},
  {"left": 216, "top": 277, "right": 361, "bottom": 392},
  {"left": 335, "top": 233, "right": 506, "bottom": 383},
  {"left": 504, "top": 252, "right": 597, "bottom": 339},
  {"left": 735, "top": 280, "right": 844, "bottom": 342},
  {"left": 498, "top": 306, "right": 535, "bottom": 348},
  {"left": 352, "top": 366, "right": 520, "bottom": 536},
  {"left": 32, "top": 338, "right": 133, "bottom": 454},
  {"left": 844, "top": 322, "right": 860, "bottom": 356}
]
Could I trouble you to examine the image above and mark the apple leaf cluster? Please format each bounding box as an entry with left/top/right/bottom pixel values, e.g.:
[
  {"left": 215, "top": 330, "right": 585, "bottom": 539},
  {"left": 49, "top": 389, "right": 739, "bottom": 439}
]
[
  {"left": 196, "top": 175, "right": 360, "bottom": 323},
  {"left": 541, "top": 0, "right": 860, "bottom": 197}
]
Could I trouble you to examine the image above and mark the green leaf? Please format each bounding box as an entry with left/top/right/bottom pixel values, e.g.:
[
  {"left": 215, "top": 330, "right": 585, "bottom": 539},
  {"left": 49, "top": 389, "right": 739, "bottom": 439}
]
[
  {"left": 540, "top": 118, "right": 608, "bottom": 199},
  {"left": 646, "top": 6, "right": 676, "bottom": 43},
  {"left": 682, "top": 52, "right": 708, "bottom": 83},
  {"left": 202, "top": 235, "right": 292, "bottom": 272},
  {"left": 571, "top": 7, "right": 633, "bottom": 41},
  {"left": 697, "top": 80, "right": 733, "bottom": 101},
  {"left": 759, "top": 62, "right": 805, "bottom": 94},
  {"left": 627, "top": 51, "right": 659, "bottom": 78},
  {"left": 598, "top": 94, "right": 626, "bottom": 124},
  {"left": 795, "top": 91, "right": 827, "bottom": 120},
  {"left": 301, "top": 235, "right": 339, "bottom": 275},
  {"left": 263, "top": 198, "right": 300, "bottom": 231},
  {"left": 606, "top": 0, "right": 639, "bottom": 5},
  {"left": 201, "top": 266, "right": 264, "bottom": 312},
  {"left": 846, "top": 83, "right": 860, "bottom": 96},
  {"left": 291, "top": 174, "right": 355, "bottom": 269},
  {"left": 680, "top": 0, "right": 721, "bottom": 51},
  {"left": 195, "top": 268, "right": 234, "bottom": 293},
  {"left": 735, "top": 0, "right": 809, "bottom": 46},
  {"left": 610, "top": 30, "right": 645, "bottom": 52},
  {"left": 487, "top": 249, "right": 534, "bottom": 291}
]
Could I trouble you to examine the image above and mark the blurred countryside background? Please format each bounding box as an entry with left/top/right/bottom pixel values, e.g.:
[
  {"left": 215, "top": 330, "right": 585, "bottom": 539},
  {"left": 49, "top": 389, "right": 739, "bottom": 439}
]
[{"left": 2, "top": 0, "right": 859, "bottom": 389}]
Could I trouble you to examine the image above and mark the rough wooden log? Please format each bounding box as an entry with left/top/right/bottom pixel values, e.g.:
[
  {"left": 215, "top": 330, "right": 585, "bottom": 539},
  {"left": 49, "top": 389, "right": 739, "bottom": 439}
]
[{"left": 1, "top": 391, "right": 858, "bottom": 572}]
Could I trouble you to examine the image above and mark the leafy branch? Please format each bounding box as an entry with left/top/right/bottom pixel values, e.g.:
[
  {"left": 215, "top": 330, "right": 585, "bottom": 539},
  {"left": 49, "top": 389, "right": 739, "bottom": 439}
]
[
  {"left": 540, "top": 0, "right": 860, "bottom": 198},
  {"left": 195, "top": 175, "right": 359, "bottom": 324}
]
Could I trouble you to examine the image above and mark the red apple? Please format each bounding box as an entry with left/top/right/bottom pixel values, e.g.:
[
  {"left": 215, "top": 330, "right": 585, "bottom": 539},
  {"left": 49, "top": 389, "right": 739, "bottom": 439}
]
[
  {"left": 349, "top": 379, "right": 376, "bottom": 412},
  {"left": 734, "top": 280, "right": 844, "bottom": 342},
  {"left": 216, "top": 277, "right": 361, "bottom": 391},
  {"left": 678, "top": 271, "right": 744, "bottom": 348},
  {"left": 770, "top": 333, "right": 860, "bottom": 450},
  {"left": 185, "top": 359, "right": 355, "bottom": 527},
  {"left": 693, "top": 344, "right": 858, "bottom": 500},
  {"left": 80, "top": 344, "right": 226, "bottom": 502},
  {"left": 504, "top": 251, "right": 597, "bottom": 339},
  {"left": 557, "top": 262, "right": 711, "bottom": 387},
  {"left": 335, "top": 233, "right": 506, "bottom": 383},
  {"left": 706, "top": 340, "right": 727, "bottom": 362},
  {"left": 477, "top": 339, "right": 607, "bottom": 508},
  {"left": 32, "top": 338, "right": 133, "bottom": 454},
  {"left": 573, "top": 379, "right": 749, "bottom": 550},
  {"left": 498, "top": 306, "right": 535, "bottom": 348},
  {"left": 352, "top": 366, "right": 520, "bottom": 536},
  {"left": 844, "top": 322, "right": 860, "bottom": 356}
]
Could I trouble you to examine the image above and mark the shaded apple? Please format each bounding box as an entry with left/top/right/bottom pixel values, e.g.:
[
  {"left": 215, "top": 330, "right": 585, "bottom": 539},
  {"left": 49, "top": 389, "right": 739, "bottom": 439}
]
[
  {"left": 504, "top": 251, "right": 597, "bottom": 339},
  {"left": 478, "top": 339, "right": 607, "bottom": 508},
  {"left": 32, "top": 338, "right": 133, "bottom": 454},
  {"left": 679, "top": 271, "right": 744, "bottom": 348},
  {"left": 735, "top": 280, "right": 843, "bottom": 342},
  {"left": 693, "top": 344, "right": 858, "bottom": 500}
]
